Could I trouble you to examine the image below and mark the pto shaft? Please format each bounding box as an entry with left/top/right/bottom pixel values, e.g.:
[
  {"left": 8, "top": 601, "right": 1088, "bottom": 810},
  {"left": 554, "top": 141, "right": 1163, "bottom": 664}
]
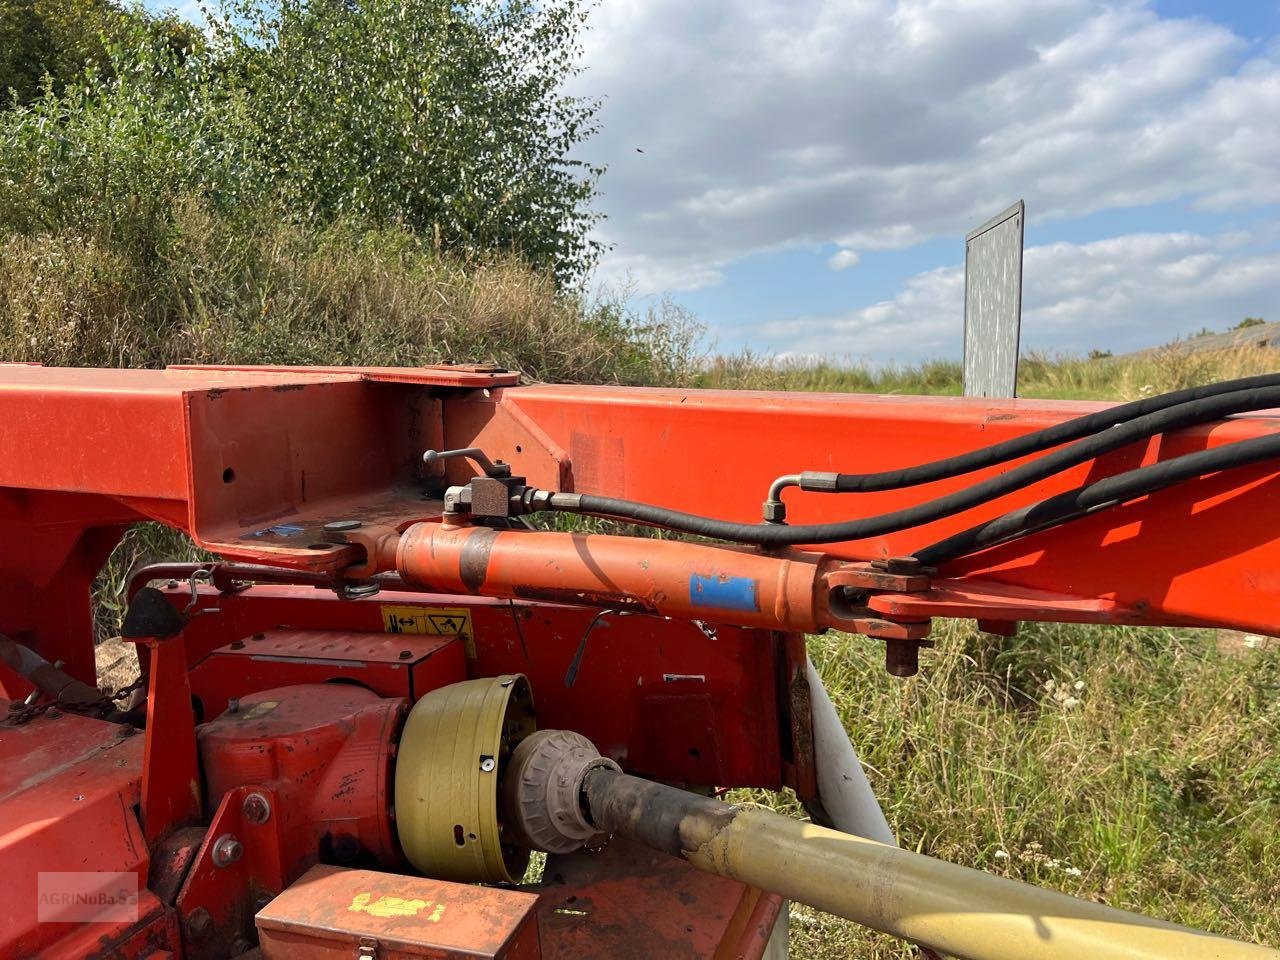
[{"left": 582, "top": 768, "right": 1280, "bottom": 960}]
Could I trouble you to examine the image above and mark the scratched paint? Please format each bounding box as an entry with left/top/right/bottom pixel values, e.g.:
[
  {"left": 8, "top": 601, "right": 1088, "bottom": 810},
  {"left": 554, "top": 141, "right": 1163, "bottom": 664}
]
[{"left": 689, "top": 574, "right": 759, "bottom": 612}]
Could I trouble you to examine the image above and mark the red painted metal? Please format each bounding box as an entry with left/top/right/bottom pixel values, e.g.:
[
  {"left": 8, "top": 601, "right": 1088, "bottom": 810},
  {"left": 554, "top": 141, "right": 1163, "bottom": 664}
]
[
  {"left": 0, "top": 708, "right": 178, "bottom": 958},
  {"left": 168, "top": 584, "right": 790, "bottom": 790},
  {"left": 532, "top": 838, "right": 784, "bottom": 960},
  {"left": 130, "top": 631, "right": 203, "bottom": 844},
  {"left": 257, "top": 863, "right": 541, "bottom": 959},
  {"left": 188, "top": 627, "right": 466, "bottom": 720},
  {"left": 448, "top": 384, "right": 1280, "bottom": 636},
  {"left": 4, "top": 363, "right": 1280, "bottom": 959},
  {"left": 4, "top": 365, "right": 1279, "bottom": 697},
  {"left": 198, "top": 685, "right": 405, "bottom": 880}
]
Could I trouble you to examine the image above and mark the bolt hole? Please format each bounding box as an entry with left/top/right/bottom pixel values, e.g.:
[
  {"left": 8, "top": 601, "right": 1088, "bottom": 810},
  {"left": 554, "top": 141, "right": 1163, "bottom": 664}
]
[
  {"left": 306, "top": 543, "right": 330, "bottom": 551},
  {"left": 222, "top": 467, "right": 236, "bottom": 483},
  {"left": 688, "top": 747, "right": 701, "bottom": 759},
  {"left": 468, "top": 832, "right": 477, "bottom": 841},
  {"left": 453, "top": 824, "right": 465, "bottom": 846},
  {"left": 515, "top": 444, "right": 523, "bottom": 453}
]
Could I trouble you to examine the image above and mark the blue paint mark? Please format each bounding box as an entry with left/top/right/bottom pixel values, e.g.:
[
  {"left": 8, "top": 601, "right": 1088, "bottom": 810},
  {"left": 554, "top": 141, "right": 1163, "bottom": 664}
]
[{"left": 689, "top": 574, "right": 759, "bottom": 612}]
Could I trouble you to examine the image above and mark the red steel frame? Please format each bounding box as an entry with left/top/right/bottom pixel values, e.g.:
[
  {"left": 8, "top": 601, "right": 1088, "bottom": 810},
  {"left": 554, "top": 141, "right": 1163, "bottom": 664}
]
[
  {"left": 1, "top": 362, "right": 1278, "bottom": 958},
  {"left": 1, "top": 362, "right": 1276, "bottom": 698}
]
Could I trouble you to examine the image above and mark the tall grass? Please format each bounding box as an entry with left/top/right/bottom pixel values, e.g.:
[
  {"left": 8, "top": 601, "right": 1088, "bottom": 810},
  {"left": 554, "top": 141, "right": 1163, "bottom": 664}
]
[
  {"left": 765, "top": 621, "right": 1280, "bottom": 957},
  {"left": 700, "top": 343, "right": 1280, "bottom": 401},
  {"left": 0, "top": 202, "right": 702, "bottom": 384}
]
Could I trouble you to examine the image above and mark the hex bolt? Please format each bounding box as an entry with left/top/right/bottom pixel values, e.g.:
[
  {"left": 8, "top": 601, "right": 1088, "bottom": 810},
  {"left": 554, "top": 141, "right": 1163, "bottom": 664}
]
[
  {"left": 212, "top": 833, "right": 244, "bottom": 868},
  {"left": 242, "top": 791, "right": 271, "bottom": 825},
  {"left": 186, "top": 907, "right": 213, "bottom": 942}
]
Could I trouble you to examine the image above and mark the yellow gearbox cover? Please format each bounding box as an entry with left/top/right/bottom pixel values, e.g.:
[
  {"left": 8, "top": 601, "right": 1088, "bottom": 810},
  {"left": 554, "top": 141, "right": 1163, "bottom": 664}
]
[{"left": 394, "top": 674, "right": 534, "bottom": 883}]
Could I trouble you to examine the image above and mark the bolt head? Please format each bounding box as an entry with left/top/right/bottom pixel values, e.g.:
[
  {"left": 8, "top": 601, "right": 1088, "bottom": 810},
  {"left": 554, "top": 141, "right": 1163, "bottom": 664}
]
[
  {"left": 186, "top": 907, "right": 213, "bottom": 941},
  {"left": 212, "top": 833, "right": 244, "bottom": 867},
  {"left": 324, "top": 519, "right": 363, "bottom": 532},
  {"left": 242, "top": 791, "right": 271, "bottom": 824},
  {"left": 479, "top": 756, "right": 496, "bottom": 773}
]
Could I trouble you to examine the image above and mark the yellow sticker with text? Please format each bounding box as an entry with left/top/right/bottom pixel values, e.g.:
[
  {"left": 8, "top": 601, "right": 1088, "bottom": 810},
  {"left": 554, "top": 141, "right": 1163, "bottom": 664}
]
[{"left": 380, "top": 604, "right": 475, "bottom": 657}]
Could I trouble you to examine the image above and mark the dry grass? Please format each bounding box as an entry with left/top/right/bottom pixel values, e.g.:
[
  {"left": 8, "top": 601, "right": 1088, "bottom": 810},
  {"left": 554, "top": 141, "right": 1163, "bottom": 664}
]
[
  {"left": 756, "top": 620, "right": 1280, "bottom": 957},
  {"left": 700, "top": 344, "right": 1280, "bottom": 402},
  {"left": 0, "top": 201, "right": 702, "bottom": 385}
]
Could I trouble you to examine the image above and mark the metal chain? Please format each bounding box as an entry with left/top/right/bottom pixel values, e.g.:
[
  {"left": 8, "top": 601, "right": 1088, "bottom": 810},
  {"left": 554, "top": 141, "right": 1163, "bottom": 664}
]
[{"left": 4, "top": 675, "right": 146, "bottom": 726}]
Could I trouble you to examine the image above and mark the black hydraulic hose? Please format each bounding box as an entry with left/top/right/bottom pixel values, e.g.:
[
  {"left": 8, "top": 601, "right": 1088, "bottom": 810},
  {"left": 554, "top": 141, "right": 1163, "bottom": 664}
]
[
  {"left": 915, "top": 432, "right": 1280, "bottom": 566},
  {"left": 546, "top": 385, "right": 1280, "bottom": 546},
  {"left": 773, "top": 372, "right": 1280, "bottom": 499}
]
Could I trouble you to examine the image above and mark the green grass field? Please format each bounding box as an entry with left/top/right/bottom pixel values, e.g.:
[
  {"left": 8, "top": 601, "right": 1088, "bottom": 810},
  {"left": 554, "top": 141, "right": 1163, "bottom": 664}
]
[{"left": 769, "top": 621, "right": 1280, "bottom": 957}]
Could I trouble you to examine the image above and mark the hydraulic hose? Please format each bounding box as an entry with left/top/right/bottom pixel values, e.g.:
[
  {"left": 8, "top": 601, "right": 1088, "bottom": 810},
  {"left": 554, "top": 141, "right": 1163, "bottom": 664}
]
[
  {"left": 771, "top": 372, "right": 1280, "bottom": 500},
  {"left": 915, "top": 431, "right": 1280, "bottom": 566},
  {"left": 547, "top": 385, "right": 1280, "bottom": 546}
]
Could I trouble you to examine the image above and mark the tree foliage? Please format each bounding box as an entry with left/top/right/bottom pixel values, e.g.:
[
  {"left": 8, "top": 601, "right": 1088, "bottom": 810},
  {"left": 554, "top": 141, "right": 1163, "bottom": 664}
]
[
  {"left": 0, "top": 0, "right": 603, "bottom": 280},
  {"left": 0, "top": 0, "right": 197, "bottom": 106}
]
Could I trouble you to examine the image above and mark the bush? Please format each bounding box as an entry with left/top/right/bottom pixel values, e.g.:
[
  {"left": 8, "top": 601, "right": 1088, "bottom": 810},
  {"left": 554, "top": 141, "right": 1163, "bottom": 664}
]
[
  {"left": 0, "top": 0, "right": 601, "bottom": 280},
  {"left": 0, "top": 0, "right": 197, "bottom": 107}
]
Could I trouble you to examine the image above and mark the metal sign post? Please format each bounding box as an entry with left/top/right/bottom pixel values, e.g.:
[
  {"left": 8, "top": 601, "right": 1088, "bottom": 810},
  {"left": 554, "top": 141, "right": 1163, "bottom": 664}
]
[{"left": 963, "top": 200, "right": 1024, "bottom": 398}]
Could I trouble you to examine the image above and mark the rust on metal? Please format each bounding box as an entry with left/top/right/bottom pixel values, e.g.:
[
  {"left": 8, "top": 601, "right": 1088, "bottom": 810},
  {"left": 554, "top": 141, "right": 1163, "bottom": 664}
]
[{"left": 257, "top": 864, "right": 540, "bottom": 959}]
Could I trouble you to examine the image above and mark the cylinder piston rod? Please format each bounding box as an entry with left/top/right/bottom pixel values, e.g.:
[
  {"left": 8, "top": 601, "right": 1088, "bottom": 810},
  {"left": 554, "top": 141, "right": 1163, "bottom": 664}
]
[{"left": 581, "top": 768, "right": 1279, "bottom": 960}]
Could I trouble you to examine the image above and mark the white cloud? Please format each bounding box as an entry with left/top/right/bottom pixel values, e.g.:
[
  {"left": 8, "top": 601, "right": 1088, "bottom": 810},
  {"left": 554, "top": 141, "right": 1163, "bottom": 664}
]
[
  {"left": 576, "top": 1, "right": 1280, "bottom": 294},
  {"left": 827, "top": 248, "right": 861, "bottom": 271},
  {"left": 756, "top": 230, "right": 1280, "bottom": 362}
]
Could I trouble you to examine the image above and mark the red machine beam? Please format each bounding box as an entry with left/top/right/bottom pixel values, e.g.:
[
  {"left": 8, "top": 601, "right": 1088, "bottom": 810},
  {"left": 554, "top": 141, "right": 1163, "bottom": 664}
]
[
  {"left": 448, "top": 385, "right": 1280, "bottom": 635},
  {"left": 2, "top": 363, "right": 1279, "bottom": 694}
]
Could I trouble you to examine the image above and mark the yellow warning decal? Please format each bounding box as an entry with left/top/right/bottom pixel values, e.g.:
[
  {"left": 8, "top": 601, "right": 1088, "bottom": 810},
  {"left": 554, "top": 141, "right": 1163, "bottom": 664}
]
[{"left": 380, "top": 604, "right": 475, "bottom": 657}]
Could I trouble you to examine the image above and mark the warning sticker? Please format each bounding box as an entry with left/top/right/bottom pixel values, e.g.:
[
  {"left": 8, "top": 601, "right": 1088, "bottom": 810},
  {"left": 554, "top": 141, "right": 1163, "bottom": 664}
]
[{"left": 380, "top": 604, "right": 475, "bottom": 657}]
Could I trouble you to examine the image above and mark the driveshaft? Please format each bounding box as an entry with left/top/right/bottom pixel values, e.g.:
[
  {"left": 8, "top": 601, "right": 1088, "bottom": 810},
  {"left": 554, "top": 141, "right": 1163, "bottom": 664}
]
[{"left": 582, "top": 768, "right": 1280, "bottom": 960}]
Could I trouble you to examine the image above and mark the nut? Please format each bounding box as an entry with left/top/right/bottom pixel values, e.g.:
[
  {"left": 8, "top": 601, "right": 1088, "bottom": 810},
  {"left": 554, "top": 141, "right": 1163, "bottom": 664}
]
[
  {"left": 761, "top": 500, "right": 787, "bottom": 523},
  {"left": 211, "top": 833, "right": 244, "bottom": 868},
  {"left": 242, "top": 791, "right": 271, "bottom": 825},
  {"left": 186, "top": 907, "right": 213, "bottom": 942}
]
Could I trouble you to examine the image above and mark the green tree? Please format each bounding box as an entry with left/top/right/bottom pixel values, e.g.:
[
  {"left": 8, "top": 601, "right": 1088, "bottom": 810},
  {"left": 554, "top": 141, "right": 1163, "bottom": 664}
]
[
  {"left": 215, "top": 0, "right": 602, "bottom": 279},
  {"left": 0, "top": 0, "right": 57, "bottom": 103},
  {"left": 0, "top": 0, "right": 603, "bottom": 280},
  {"left": 0, "top": 0, "right": 198, "bottom": 106}
]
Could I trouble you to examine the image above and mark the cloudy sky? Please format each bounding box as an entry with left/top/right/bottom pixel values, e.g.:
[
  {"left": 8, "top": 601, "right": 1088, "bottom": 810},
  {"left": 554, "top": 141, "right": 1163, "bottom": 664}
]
[{"left": 572, "top": 0, "right": 1280, "bottom": 362}]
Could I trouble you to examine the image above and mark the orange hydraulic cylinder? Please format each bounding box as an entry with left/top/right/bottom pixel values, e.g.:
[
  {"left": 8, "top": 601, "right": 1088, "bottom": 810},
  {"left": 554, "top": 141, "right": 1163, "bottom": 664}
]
[{"left": 395, "top": 521, "right": 839, "bottom": 633}]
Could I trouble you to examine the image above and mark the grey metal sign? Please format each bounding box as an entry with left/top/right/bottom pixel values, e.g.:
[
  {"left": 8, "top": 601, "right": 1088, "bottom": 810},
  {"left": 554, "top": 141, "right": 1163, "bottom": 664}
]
[{"left": 963, "top": 200, "right": 1024, "bottom": 398}]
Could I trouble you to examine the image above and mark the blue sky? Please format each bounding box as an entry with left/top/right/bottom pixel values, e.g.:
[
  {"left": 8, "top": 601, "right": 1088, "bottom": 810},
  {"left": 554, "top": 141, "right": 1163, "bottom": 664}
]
[{"left": 571, "top": 1, "right": 1280, "bottom": 363}]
